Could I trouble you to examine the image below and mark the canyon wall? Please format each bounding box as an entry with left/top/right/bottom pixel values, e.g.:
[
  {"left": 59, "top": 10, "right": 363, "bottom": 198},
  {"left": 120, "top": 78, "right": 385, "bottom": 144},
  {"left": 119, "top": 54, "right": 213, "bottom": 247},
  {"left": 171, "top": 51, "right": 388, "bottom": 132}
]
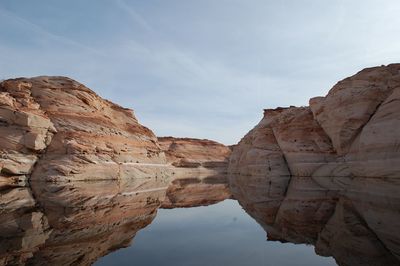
[
  {"left": 228, "top": 64, "right": 400, "bottom": 266},
  {"left": 229, "top": 63, "right": 400, "bottom": 179},
  {"left": 0, "top": 77, "right": 232, "bottom": 265}
]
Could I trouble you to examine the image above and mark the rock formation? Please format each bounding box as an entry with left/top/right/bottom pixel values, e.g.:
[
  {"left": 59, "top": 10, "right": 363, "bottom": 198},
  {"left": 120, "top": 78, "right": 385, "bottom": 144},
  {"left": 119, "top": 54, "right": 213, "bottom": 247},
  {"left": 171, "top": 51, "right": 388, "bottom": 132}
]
[
  {"left": 159, "top": 137, "right": 231, "bottom": 208},
  {"left": 0, "top": 77, "right": 233, "bottom": 265},
  {"left": 229, "top": 64, "right": 400, "bottom": 179},
  {"left": 0, "top": 76, "right": 170, "bottom": 265},
  {"left": 228, "top": 64, "right": 400, "bottom": 265},
  {"left": 0, "top": 76, "right": 168, "bottom": 184}
]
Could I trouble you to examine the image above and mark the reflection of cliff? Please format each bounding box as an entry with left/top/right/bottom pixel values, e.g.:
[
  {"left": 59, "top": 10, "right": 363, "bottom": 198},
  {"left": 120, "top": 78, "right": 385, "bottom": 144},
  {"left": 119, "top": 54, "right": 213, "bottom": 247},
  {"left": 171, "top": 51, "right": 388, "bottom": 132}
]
[
  {"left": 228, "top": 64, "right": 400, "bottom": 265},
  {"left": 0, "top": 184, "right": 50, "bottom": 265},
  {"left": 230, "top": 175, "right": 400, "bottom": 266},
  {"left": 1, "top": 171, "right": 232, "bottom": 265},
  {"left": 29, "top": 178, "right": 167, "bottom": 266},
  {"left": 159, "top": 137, "right": 232, "bottom": 208},
  {"left": 0, "top": 178, "right": 168, "bottom": 266}
]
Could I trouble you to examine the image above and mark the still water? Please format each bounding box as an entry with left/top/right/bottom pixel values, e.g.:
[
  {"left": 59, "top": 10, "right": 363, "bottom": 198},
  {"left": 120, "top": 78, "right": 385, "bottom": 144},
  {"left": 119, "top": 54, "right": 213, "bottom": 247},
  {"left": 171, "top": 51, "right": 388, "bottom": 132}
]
[
  {"left": 2, "top": 175, "right": 400, "bottom": 265},
  {"left": 96, "top": 200, "right": 336, "bottom": 266}
]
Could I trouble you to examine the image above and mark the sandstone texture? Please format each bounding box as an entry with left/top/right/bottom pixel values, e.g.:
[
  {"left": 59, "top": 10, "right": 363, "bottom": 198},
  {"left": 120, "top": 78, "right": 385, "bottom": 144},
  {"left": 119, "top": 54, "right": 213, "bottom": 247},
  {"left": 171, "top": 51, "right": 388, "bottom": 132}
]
[
  {"left": 229, "top": 64, "right": 400, "bottom": 265},
  {"left": 0, "top": 76, "right": 168, "bottom": 185},
  {"left": 159, "top": 137, "right": 231, "bottom": 208},
  {"left": 229, "top": 64, "right": 400, "bottom": 179}
]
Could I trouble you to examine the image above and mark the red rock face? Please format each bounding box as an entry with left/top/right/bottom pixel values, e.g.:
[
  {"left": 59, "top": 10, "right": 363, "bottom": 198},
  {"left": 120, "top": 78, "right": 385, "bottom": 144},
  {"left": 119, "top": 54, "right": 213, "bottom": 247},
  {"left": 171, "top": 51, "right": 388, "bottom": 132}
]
[
  {"left": 158, "top": 137, "right": 232, "bottom": 208},
  {"left": 0, "top": 76, "right": 168, "bottom": 184},
  {"left": 229, "top": 64, "right": 400, "bottom": 266}
]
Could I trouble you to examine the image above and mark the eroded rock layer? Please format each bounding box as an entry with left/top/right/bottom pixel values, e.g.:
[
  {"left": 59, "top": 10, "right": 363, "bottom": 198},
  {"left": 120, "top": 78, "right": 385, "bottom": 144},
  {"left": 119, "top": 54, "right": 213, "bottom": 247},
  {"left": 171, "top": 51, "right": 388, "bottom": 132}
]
[
  {"left": 0, "top": 76, "right": 168, "bottom": 184},
  {"left": 158, "top": 137, "right": 231, "bottom": 208}
]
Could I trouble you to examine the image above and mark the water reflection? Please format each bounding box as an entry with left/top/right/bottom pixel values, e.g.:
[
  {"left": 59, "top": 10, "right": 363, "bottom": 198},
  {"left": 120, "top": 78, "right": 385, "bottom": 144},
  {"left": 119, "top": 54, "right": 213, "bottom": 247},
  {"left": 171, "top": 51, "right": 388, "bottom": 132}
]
[
  {"left": 230, "top": 174, "right": 400, "bottom": 266},
  {"left": 0, "top": 177, "right": 168, "bottom": 265},
  {"left": 1, "top": 174, "right": 399, "bottom": 266}
]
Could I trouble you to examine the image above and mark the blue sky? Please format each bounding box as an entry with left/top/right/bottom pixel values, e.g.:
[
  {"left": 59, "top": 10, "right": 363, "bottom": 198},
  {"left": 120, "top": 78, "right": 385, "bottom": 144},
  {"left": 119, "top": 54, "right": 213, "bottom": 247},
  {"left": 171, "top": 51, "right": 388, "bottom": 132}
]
[{"left": 1, "top": 1, "right": 400, "bottom": 144}]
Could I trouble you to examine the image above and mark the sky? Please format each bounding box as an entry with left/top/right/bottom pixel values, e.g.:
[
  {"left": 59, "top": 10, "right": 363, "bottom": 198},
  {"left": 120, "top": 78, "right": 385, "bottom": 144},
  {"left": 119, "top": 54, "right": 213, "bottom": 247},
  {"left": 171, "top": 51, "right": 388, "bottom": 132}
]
[{"left": 1, "top": 1, "right": 400, "bottom": 144}]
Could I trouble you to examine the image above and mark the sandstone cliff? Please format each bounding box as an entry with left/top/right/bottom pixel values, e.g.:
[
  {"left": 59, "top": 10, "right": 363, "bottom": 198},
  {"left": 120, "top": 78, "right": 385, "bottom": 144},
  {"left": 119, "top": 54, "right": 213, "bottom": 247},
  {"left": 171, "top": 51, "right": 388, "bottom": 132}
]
[
  {"left": 229, "top": 64, "right": 400, "bottom": 179},
  {"left": 0, "top": 76, "right": 170, "bottom": 265},
  {"left": 0, "top": 76, "right": 168, "bottom": 184},
  {"left": 0, "top": 77, "right": 233, "bottom": 265},
  {"left": 158, "top": 137, "right": 231, "bottom": 208},
  {"left": 228, "top": 64, "right": 400, "bottom": 266}
]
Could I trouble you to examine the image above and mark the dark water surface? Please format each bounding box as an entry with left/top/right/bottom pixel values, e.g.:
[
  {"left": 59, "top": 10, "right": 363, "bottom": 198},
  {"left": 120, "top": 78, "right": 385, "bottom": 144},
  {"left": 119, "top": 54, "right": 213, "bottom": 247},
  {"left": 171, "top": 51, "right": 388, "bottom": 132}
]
[{"left": 95, "top": 200, "right": 336, "bottom": 266}]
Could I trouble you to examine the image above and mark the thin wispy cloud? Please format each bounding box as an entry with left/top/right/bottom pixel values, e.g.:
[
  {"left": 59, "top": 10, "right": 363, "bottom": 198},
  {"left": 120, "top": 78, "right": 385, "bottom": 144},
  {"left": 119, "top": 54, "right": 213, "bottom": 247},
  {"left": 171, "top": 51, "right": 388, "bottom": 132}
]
[
  {"left": 0, "top": 7, "right": 102, "bottom": 55},
  {"left": 115, "top": 0, "right": 154, "bottom": 33}
]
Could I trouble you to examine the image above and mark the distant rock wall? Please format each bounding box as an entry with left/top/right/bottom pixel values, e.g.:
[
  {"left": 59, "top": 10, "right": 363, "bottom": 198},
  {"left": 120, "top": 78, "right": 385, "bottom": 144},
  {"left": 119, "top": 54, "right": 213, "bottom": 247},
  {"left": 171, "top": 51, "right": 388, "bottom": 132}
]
[{"left": 158, "top": 137, "right": 231, "bottom": 208}]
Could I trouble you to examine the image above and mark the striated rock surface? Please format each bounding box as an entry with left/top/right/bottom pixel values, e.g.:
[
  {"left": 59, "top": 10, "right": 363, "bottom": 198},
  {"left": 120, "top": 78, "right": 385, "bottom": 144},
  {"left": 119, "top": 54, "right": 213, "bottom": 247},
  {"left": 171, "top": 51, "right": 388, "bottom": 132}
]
[
  {"left": 158, "top": 137, "right": 231, "bottom": 208},
  {"left": 0, "top": 76, "right": 168, "bottom": 185},
  {"left": 229, "top": 64, "right": 400, "bottom": 180}
]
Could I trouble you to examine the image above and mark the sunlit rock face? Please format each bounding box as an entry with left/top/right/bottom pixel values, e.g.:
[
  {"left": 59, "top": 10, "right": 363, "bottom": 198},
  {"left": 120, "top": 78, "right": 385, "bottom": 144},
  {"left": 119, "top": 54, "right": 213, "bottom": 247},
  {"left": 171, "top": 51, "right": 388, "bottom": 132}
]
[
  {"left": 159, "top": 137, "right": 231, "bottom": 208},
  {"left": 229, "top": 64, "right": 400, "bottom": 265},
  {"left": 0, "top": 76, "right": 168, "bottom": 185}
]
